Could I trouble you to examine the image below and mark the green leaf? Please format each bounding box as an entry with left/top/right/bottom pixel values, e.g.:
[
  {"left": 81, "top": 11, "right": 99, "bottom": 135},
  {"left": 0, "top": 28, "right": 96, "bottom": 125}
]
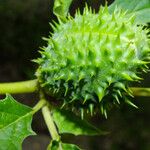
[
  {"left": 109, "top": 0, "right": 150, "bottom": 24},
  {"left": 52, "top": 109, "right": 107, "bottom": 136},
  {"left": 53, "top": 0, "right": 73, "bottom": 18},
  {"left": 48, "top": 140, "right": 81, "bottom": 150},
  {"left": 0, "top": 94, "right": 35, "bottom": 150}
]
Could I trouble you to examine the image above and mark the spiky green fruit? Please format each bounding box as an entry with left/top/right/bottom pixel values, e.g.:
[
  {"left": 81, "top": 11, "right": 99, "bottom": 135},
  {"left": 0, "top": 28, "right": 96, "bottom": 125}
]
[{"left": 36, "top": 6, "right": 150, "bottom": 117}]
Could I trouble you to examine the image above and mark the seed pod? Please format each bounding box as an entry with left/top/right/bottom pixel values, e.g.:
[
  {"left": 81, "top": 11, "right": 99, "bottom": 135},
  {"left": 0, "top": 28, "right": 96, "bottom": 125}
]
[{"left": 35, "top": 6, "right": 150, "bottom": 117}]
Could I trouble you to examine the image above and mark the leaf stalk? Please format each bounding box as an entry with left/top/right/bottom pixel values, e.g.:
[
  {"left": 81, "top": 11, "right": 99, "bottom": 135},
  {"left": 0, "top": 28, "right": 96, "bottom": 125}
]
[{"left": 32, "top": 98, "right": 47, "bottom": 114}]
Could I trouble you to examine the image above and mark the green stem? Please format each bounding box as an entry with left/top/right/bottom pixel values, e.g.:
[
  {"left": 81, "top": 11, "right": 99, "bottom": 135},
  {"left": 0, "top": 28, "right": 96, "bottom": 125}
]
[
  {"left": 32, "top": 91, "right": 60, "bottom": 141},
  {"left": 0, "top": 79, "right": 38, "bottom": 94},
  {"left": 130, "top": 87, "right": 150, "bottom": 97},
  {"left": 42, "top": 104, "right": 60, "bottom": 141},
  {"left": 39, "top": 91, "right": 60, "bottom": 141},
  {"left": 0, "top": 79, "right": 149, "bottom": 97},
  {"left": 32, "top": 98, "right": 47, "bottom": 114}
]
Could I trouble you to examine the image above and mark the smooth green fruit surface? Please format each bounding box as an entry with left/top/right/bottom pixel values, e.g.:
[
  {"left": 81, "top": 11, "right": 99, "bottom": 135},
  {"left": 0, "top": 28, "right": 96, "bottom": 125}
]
[{"left": 36, "top": 6, "right": 150, "bottom": 117}]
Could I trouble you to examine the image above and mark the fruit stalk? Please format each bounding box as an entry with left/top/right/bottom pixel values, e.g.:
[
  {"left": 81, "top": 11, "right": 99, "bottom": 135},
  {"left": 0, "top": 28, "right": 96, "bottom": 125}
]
[
  {"left": 42, "top": 105, "right": 60, "bottom": 141},
  {"left": 40, "top": 91, "right": 60, "bottom": 141}
]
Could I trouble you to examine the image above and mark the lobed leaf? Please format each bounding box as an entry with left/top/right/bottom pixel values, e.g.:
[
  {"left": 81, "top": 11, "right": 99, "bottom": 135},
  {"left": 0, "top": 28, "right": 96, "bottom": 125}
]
[
  {"left": 48, "top": 140, "right": 81, "bottom": 150},
  {"left": 52, "top": 109, "right": 107, "bottom": 136},
  {"left": 109, "top": 0, "right": 150, "bottom": 24},
  {"left": 0, "top": 94, "right": 35, "bottom": 150},
  {"left": 53, "top": 0, "right": 73, "bottom": 18}
]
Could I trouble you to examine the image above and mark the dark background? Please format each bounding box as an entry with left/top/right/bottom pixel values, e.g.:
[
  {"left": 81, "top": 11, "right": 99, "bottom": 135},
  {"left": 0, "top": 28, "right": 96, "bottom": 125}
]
[{"left": 0, "top": 0, "right": 150, "bottom": 150}]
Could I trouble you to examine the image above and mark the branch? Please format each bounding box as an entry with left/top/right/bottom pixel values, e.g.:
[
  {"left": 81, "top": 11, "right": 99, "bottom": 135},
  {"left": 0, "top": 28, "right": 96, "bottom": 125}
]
[
  {"left": 0, "top": 79, "right": 149, "bottom": 97},
  {"left": 42, "top": 105, "right": 60, "bottom": 141},
  {"left": 39, "top": 92, "right": 60, "bottom": 141},
  {"left": 130, "top": 87, "right": 150, "bottom": 97},
  {"left": 0, "top": 79, "right": 38, "bottom": 94}
]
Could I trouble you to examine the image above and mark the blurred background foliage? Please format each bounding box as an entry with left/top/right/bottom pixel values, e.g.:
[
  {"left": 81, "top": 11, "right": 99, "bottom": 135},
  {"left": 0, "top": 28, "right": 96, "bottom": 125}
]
[{"left": 0, "top": 0, "right": 149, "bottom": 150}]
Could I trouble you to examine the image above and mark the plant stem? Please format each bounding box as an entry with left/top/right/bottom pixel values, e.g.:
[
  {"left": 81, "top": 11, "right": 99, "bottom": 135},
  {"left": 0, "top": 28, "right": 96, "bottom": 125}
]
[
  {"left": 39, "top": 91, "right": 60, "bottom": 141},
  {"left": 32, "top": 98, "right": 47, "bottom": 114},
  {"left": 0, "top": 79, "right": 149, "bottom": 97},
  {"left": 42, "top": 105, "right": 60, "bottom": 141},
  {"left": 32, "top": 91, "right": 60, "bottom": 141},
  {"left": 0, "top": 79, "right": 38, "bottom": 94},
  {"left": 130, "top": 87, "right": 150, "bottom": 97}
]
